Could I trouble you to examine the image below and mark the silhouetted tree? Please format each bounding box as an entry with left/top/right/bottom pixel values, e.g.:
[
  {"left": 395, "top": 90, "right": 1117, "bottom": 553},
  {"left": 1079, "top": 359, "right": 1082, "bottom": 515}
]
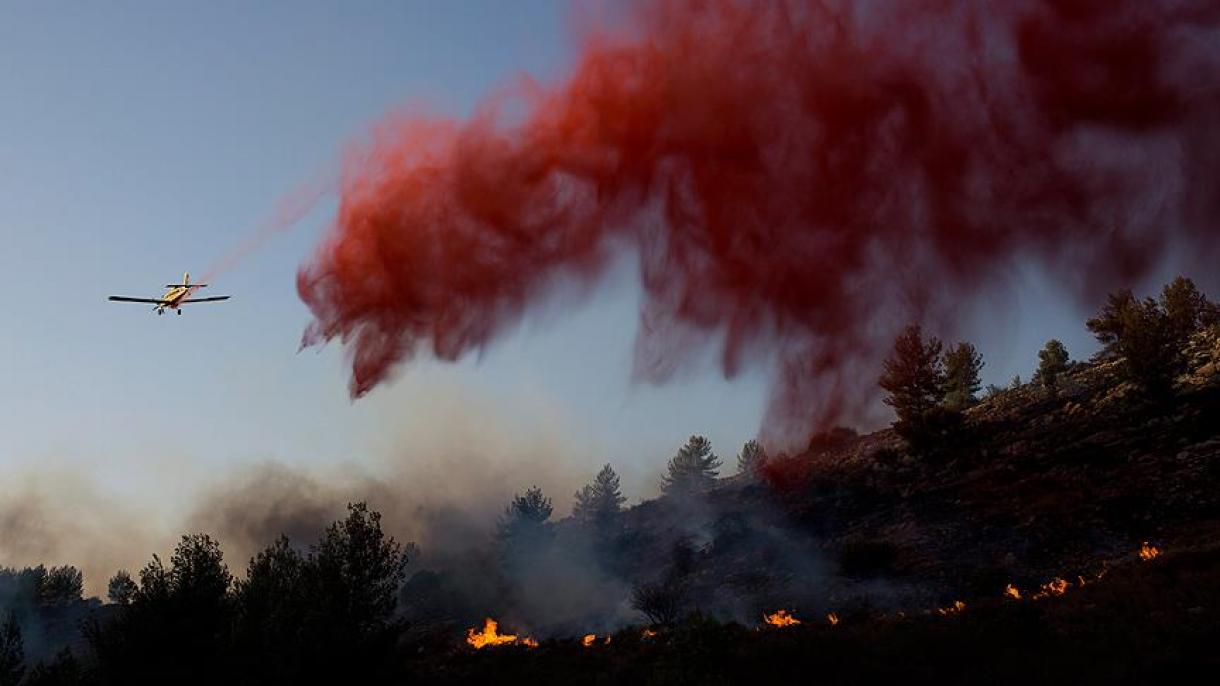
[
  {"left": 881, "top": 326, "right": 945, "bottom": 419},
  {"left": 1088, "top": 288, "right": 1177, "bottom": 393},
  {"left": 736, "top": 439, "right": 766, "bottom": 479},
  {"left": 232, "top": 536, "right": 306, "bottom": 680},
  {"left": 1035, "top": 339, "right": 1070, "bottom": 391},
  {"left": 631, "top": 539, "right": 698, "bottom": 625},
  {"left": 0, "top": 612, "right": 24, "bottom": 686},
  {"left": 573, "top": 465, "right": 626, "bottom": 527},
  {"left": 497, "top": 486, "right": 556, "bottom": 577},
  {"left": 90, "top": 536, "right": 233, "bottom": 683},
  {"left": 661, "top": 436, "right": 721, "bottom": 495},
  {"left": 106, "top": 570, "right": 137, "bottom": 606},
  {"left": 943, "top": 342, "right": 984, "bottom": 410},
  {"left": 1087, "top": 289, "right": 1138, "bottom": 356},
  {"left": 880, "top": 325, "right": 949, "bottom": 446},
  {"left": 307, "top": 503, "right": 412, "bottom": 639},
  {"left": 1161, "top": 276, "right": 1219, "bottom": 349},
  {"left": 39, "top": 566, "right": 83, "bottom": 608},
  {"left": 630, "top": 579, "right": 686, "bottom": 626}
]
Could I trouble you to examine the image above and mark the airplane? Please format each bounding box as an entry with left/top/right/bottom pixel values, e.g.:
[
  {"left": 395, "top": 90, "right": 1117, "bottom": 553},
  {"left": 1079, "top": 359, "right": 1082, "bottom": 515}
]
[{"left": 108, "top": 272, "right": 230, "bottom": 315}]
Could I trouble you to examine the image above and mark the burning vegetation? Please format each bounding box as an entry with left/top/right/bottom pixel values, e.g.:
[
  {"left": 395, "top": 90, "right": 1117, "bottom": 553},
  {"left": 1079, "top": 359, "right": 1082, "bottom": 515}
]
[
  {"left": 466, "top": 618, "right": 529, "bottom": 650},
  {"left": 762, "top": 610, "right": 801, "bottom": 628}
]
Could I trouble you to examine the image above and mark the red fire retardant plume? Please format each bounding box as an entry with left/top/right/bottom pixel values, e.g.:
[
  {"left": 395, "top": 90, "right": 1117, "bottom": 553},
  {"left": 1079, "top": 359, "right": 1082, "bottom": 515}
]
[{"left": 298, "top": 0, "right": 1220, "bottom": 446}]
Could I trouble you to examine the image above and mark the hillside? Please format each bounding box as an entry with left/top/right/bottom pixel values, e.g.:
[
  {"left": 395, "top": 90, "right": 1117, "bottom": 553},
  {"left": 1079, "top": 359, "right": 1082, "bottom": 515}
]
[{"left": 397, "top": 329, "right": 1220, "bottom": 683}]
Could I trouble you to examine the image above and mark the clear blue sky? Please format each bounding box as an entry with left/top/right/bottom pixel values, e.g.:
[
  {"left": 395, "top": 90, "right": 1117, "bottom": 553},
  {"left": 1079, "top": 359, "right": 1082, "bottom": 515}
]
[{"left": 0, "top": 1, "right": 1110, "bottom": 511}]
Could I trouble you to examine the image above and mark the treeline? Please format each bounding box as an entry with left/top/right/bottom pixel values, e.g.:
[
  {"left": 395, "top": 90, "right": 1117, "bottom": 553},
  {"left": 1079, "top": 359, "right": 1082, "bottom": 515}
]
[{"left": 878, "top": 276, "right": 1219, "bottom": 450}]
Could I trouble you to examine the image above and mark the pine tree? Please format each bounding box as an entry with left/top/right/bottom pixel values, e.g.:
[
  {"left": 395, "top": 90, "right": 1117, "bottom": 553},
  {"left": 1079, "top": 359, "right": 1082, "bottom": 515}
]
[
  {"left": 661, "top": 436, "right": 722, "bottom": 495},
  {"left": 573, "top": 465, "right": 626, "bottom": 526},
  {"left": 1161, "top": 276, "right": 1219, "bottom": 349},
  {"left": 1088, "top": 286, "right": 1178, "bottom": 393},
  {"left": 942, "top": 342, "right": 984, "bottom": 410},
  {"left": 1035, "top": 339, "right": 1070, "bottom": 391},
  {"left": 497, "top": 486, "right": 554, "bottom": 546},
  {"left": 879, "top": 325, "right": 945, "bottom": 425},
  {"left": 735, "top": 439, "right": 766, "bottom": 479}
]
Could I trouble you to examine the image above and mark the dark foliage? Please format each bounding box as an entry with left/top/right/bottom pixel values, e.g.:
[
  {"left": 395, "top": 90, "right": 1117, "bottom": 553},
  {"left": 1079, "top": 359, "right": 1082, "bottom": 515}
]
[
  {"left": 880, "top": 325, "right": 948, "bottom": 447},
  {"left": 1035, "top": 339, "right": 1070, "bottom": 391},
  {"left": 661, "top": 435, "right": 722, "bottom": 495},
  {"left": 943, "top": 341, "right": 984, "bottom": 410},
  {"left": 105, "top": 571, "right": 136, "bottom": 607},
  {"left": 0, "top": 612, "right": 23, "bottom": 686},
  {"left": 573, "top": 464, "right": 626, "bottom": 528},
  {"left": 735, "top": 440, "right": 766, "bottom": 479}
]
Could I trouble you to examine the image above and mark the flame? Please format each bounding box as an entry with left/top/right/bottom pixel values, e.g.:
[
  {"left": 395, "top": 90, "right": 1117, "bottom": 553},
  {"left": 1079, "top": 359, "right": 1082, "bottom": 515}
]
[
  {"left": 641, "top": 628, "right": 658, "bottom": 639},
  {"left": 1004, "top": 584, "right": 1022, "bottom": 600},
  {"left": 1139, "top": 543, "right": 1161, "bottom": 561},
  {"left": 582, "top": 634, "right": 596, "bottom": 647},
  {"left": 465, "top": 618, "right": 537, "bottom": 649},
  {"left": 762, "top": 609, "right": 801, "bottom": 628},
  {"left": 936, "top": 600, "right": 967, "bottom": 616},
  {"left": 827, "top": 612, "right": 840, "bottom": 626},
  {"left": 1036, "top": 578, "right": 1070, "bottom": 598}
]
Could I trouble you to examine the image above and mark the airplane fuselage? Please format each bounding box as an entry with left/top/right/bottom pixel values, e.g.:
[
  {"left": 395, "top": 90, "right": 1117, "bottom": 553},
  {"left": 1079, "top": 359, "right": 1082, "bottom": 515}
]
[{"left": 156, "top": 285, "right": 191, "bottom": 314}]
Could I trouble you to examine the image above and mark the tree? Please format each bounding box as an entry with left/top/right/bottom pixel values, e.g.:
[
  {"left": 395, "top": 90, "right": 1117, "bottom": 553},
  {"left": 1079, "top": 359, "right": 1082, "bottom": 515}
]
[
  {"left": 0, "top": 612, "right": 23, "bottom": 686},
  {"left": 573, "top": 465, "right": 626, "bottom": 527},
  {"left": 168, "top": 534, "right": 232, "bottom": 614},
  {"left": 879, "top": 325, "right": 947, "bottom": 444},
  {"left": 736, "top": 439, "right": 767, "bottom": 479},
  {"left": 39, "top": 566, "right": 83, "bottom": 607},
  {"left": 308, "top": 503, "right": 412, "bottom": 637},
  {"left": 1087, "top": 288, "right": 1177, "bottom": 393},
  {"left": 499, "top": 486, "right": 553, "bottom": 535},
  {"left": 1035, "top": 339, "right": 1071, "bottom": 391},
  {"left": 107, "top": 570, "right": 137, "bottom": 605},
  {"left": 1086, "top": 289, "right": 1138, "bottom": 355},
  {"left": 1161, "top": 276, "right": 1219, "bottom": 348},
  {"left": 630, "top": 579, "right": 686, "bottom": 626},
  {"left": 661, "top": 436, "right": 722, "bottom": 495},
  {"left": 942, "top": 342, "right": 984, "bottom": 410}
]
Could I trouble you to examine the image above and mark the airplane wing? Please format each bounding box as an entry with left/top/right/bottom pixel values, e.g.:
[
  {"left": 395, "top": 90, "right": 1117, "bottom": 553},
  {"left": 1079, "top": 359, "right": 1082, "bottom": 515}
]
[
  {"left": 108, "top": 296, "right": 169, "bottom": 304},
  {"left": 180, "top": 296, "right": 231, "bottom": 303}
]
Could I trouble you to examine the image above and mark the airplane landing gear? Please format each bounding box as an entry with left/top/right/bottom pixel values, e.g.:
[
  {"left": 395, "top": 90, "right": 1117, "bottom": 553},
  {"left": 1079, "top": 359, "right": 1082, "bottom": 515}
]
[{"left": 157, "top": 310, "right": 163, "bottom": 316}]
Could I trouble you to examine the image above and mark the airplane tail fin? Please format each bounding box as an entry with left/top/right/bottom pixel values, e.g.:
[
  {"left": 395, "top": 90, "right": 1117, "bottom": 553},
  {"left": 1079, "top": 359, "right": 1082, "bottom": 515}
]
[{"left": 183, "top": 271, "right": 190, "bottom": 286}]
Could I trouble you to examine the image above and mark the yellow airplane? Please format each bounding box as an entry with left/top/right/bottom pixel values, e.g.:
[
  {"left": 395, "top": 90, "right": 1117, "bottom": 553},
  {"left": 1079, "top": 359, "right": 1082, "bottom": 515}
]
[{"left": 108, "top": 272, "right": 230, "bottom": 315}]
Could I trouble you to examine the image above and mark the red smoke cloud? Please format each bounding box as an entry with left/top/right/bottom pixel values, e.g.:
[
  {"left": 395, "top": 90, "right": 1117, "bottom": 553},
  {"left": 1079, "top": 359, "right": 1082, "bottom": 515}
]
[{"left": 298, "top": 0, "right": 1220, "bottom": 445}]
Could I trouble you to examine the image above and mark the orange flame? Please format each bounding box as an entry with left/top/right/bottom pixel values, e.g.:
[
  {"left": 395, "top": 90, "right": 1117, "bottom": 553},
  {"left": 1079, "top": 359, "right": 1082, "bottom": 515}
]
[
  {"left": 582, "top": 634, "right": 596, "bottom": 647},
  {"left": 641, "top": 628, "right": 657, "bottom": 639},
  {"left": 1004, "top": 584, "right": 1021, "bottom": 600},
  {"left": 1139, "top": 543, "right": 1161, "bottom": 561},
  {"left": 763, "top": 609, "right": 801, "bottom": 627},
  {"left": 827, "top": 612, "right": 840, "bottom": 626},
  {"left": 465, "top": 618, "right": 537, "bottom": 649},
  {"left": 936, "top": 600, "right": 967, "bottom": 616},
  {"left": 1037, "top": 578, "right": 1070, "bottom": 598}
]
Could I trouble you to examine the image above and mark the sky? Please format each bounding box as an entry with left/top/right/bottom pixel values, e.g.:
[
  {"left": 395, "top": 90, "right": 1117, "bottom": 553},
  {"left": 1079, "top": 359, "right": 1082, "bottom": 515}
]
[{"left": 0, "top": 0, "right": 1116, "bottom": 515}]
